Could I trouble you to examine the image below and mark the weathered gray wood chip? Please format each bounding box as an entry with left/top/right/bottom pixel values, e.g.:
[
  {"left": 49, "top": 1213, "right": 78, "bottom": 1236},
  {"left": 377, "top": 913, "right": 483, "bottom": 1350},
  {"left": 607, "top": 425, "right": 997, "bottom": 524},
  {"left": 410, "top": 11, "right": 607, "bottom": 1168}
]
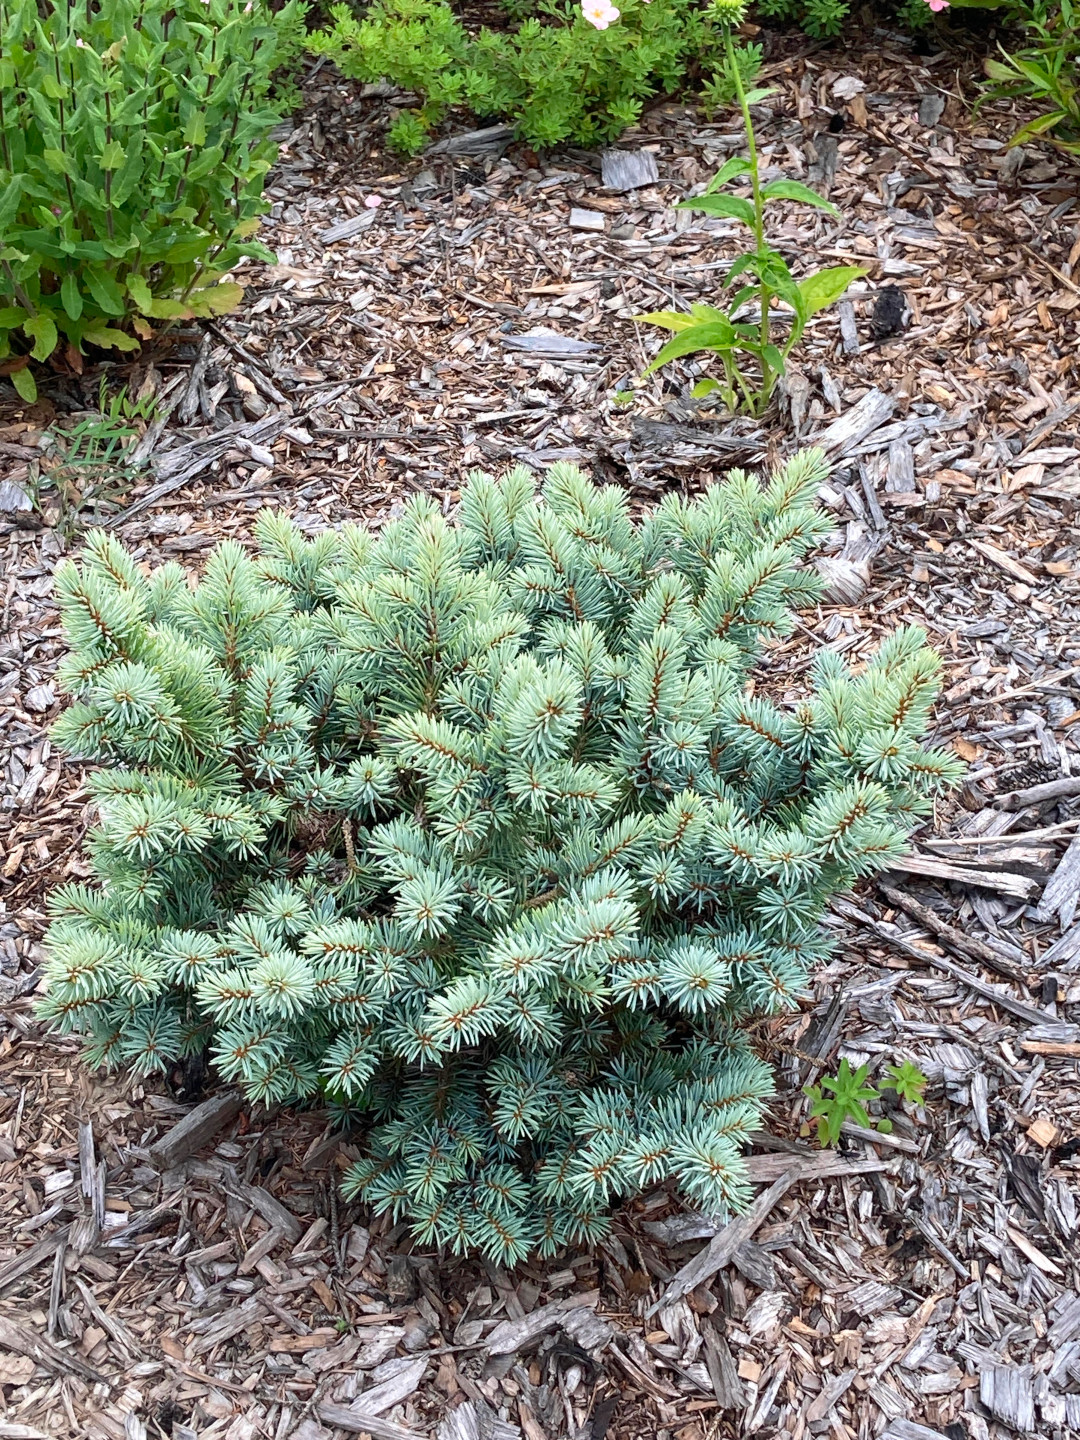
[
  {"left": 486, "top": 1292, "right": 600, "bottom": 1356},
  {"left": 882, "top": 1424, "right": 951, "bottom": 1440},
  {"left": 149, "top": 1092, "right": 244, "bottom": 1170},
  {"left": 319, "top": 213, "right": 378, "bottom": 244},
  {"left": 501, "top": 333, "right": 600, "bottom": 356},
  {"left": 980, "top": 1364, "right": 1035, "bottom": 1429},
  {"left": 813, "top": 387, "right": 895, "bottom": 456},
  {"left": 601, "top": 148, "right": 660, "bottom": 192},
  {"left": 436, "top": 1399, "right": 521, "bottom": 1440},
  {"left": 1037, "top": 832, "right": 1080, "bottom": 926},
  {"left": 316, "top": 1407, "right": 422, "bottom": 1440}
]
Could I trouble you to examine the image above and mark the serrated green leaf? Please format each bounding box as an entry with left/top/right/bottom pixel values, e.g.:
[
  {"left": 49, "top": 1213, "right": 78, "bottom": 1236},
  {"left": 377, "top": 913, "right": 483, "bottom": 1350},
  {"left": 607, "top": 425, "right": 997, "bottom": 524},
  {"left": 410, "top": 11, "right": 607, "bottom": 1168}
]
[{"left": 760, "top": 179, "right": 839, "bottom": 216}]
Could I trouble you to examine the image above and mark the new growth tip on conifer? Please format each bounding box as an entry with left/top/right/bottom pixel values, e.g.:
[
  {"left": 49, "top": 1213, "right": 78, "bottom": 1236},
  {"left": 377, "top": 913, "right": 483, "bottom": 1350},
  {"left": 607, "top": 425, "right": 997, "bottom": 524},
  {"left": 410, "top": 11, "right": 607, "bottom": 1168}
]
[{"left": 40, "top": 450, "right": 961, "bottom": 1262}]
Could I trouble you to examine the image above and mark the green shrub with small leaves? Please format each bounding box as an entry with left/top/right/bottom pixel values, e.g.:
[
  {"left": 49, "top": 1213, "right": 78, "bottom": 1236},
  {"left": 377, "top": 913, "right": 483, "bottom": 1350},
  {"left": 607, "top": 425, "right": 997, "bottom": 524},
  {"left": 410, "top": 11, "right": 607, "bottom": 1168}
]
[
  {"left": 0, "top": 0, "right": 307, "bottom": 401},
  {"left": 310, "top": 0, "right": 732, "bottom": 154},
  {"left": 41, "top": 452, "right": 960, "bottom": 1262}
]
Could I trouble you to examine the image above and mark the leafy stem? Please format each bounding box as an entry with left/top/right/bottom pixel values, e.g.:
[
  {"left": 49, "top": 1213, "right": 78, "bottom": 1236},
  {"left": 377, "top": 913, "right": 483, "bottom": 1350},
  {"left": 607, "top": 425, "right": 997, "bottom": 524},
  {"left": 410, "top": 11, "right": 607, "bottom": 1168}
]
[{"left": 723, "top": 21, "right": 769, "bottom": 396}]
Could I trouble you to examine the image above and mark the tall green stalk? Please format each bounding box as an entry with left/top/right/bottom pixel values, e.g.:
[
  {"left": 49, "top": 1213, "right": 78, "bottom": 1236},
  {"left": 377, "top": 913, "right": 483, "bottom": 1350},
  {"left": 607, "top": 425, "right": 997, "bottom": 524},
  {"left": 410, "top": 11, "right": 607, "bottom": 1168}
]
[{"left": 723, "top": 21, "right": 772, "bottom": 407}]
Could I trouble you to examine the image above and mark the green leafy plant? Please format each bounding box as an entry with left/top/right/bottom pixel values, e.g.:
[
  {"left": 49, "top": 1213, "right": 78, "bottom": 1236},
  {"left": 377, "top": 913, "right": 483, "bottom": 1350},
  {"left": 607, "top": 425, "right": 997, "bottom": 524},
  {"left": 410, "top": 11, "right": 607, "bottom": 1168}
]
[
  {"left": 41, "top": 451, "right": 961, "bottom": 1262},
  {"left": 0, "top": 0, "right": 307, "bottom": 401},
  {"left": 30, "top": 376, "right": 155, "bottom": 535},
  {"left": 309, "top": 0, "right": 724, "bottom": 154},
  {"left": 984, "top": 0, "right": 1080, "bottom": 156},
  {"left": 881, "top": 1059, "right": 927, "bottom": 1104},
  {"left": 805, "top": 1060, "right": 880, "bottom": 1145},
  {"left": 639, "top": 2, "right": 864, "bottom": 416},
  {"left": 699, "top": 38, "right": 761, "bottom": 114},
  {"left": 806, "top": 1058, "right": 927, "bottom": 1145}
]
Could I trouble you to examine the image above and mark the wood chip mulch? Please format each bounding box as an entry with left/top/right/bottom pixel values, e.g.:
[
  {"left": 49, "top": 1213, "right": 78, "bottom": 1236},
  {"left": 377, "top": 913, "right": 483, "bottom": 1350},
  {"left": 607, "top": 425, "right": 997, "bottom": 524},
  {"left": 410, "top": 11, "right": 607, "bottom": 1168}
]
[{"left": 1, "top": 28, "right": 1080, "bottom": 1440}]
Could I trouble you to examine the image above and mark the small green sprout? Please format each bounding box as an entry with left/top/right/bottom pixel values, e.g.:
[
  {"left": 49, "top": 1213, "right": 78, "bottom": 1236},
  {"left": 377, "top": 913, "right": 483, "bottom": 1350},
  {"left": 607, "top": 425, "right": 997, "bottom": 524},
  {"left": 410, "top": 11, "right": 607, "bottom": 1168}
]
[
  {"left": 805, "top": 1059, "right": 879, "bottom": 1146},
  {"left": 881, "top": 1060, "right": 927, "bottom": 1105},
  {"left": 805, "top": 1057, "right": 928, "bottom": 1147}
]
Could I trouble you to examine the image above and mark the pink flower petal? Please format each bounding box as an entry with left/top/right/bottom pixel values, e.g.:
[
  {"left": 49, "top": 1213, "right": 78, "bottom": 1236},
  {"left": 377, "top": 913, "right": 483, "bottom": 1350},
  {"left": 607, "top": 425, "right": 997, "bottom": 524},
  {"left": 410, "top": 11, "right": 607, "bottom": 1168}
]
[{"left": 364, "top": 194, "right": 383, "bottom": 208}]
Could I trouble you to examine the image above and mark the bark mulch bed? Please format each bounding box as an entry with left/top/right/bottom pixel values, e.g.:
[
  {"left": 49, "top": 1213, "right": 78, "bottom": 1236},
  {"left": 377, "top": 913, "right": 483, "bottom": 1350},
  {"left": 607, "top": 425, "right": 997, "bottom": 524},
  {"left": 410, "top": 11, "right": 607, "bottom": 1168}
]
[{"left": 2, "top": 28, "right": 1080, "bottom": 1440}]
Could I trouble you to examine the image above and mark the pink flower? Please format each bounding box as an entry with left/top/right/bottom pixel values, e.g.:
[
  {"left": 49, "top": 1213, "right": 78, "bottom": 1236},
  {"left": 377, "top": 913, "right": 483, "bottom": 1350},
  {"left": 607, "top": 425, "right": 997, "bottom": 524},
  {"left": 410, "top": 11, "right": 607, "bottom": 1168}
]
[
  {"left": 925, "top": 0, "right": 949, "bottom": 10},
  {"left": 582, "top": 0, "right": 620, "bottom": 27},
  {"left": 363, "top": 194, "right": 383, "bottom": 209}
]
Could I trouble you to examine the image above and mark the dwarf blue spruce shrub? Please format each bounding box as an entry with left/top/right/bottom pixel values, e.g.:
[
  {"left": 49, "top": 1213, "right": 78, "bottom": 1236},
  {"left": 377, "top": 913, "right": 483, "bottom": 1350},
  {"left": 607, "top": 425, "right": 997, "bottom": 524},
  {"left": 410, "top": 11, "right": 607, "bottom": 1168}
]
[{"left": 41, "top": 450, "right": 961, "bottom": 1262}]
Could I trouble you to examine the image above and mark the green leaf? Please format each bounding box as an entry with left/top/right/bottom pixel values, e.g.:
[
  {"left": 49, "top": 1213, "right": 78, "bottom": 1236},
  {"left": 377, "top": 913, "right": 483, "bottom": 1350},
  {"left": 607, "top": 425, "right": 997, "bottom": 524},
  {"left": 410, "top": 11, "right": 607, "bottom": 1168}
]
[
  {"left": 690, "top": 377, "right": 722, "bottom": 399},
  {"left": 760, "top": 179, "right": 839, "bottom": 216},
  {"left": 636, "top": 309, "right": 697, "bottom": 333},
  {"left": 797, "top": 265, "right": 866, "bottom": 317},
  {"left": 742, "top": 86, "right": 776, "bottom": 104},
  {"left": 0, "top": 307, "right": 26, "bottom": 329},
  {"left": 1010, "top": 110, "right": 1070, "bottom": 145},
  {"left": 705, "top": 157, "right": 752, "bottom": 193},
  {"left": 43, "top": 149, "right": 74, "bottom": 176},
  {"left": 126, "top": 276, "right": 154, "bottom": 314},
  {"left": 61, "top": 274, "right": 83, "bottom": 322},
  {"left": 186, "top": 280, "right": 244, "bottom": 316},
  {"left": 146, "top": 297, "right": 193, "bottom": 320},
  {"left": 83, "top": 268, "right": 126, "bottom": 316},
  {"left": 0, "top": 177, "right": 23, "bottom": 230},
  {"left": 643, "top": 321, "right": 736, "bottom": 376},
  {"left": 10, "top": 364, "right": 37, "bottom": 403},
  {"left": 761, "top": 344, "right": 785, "bottom": 378},
  {"left": 82, "top": 324, "right": 140, "bottom": 352},
  {"left": 678, "top": 192, "right": 756, "bottom": 228},
  {"left": 23, "top": 313, "right": 58, "bottom": 362},
  {"left": 723, "top": 253, "right": 759, "bottom": 288},
  {"left": 689, "top": 303, "right": 734, "bottom": 324},
  {"left": 183, "top": 112, "right": 207, "bottom": 147},
  {"left": 100, "top": 140, "right": 126, "bottom": 171},
  {"left": 983, "top": 58, "right": 1016, "bottom": 81}
]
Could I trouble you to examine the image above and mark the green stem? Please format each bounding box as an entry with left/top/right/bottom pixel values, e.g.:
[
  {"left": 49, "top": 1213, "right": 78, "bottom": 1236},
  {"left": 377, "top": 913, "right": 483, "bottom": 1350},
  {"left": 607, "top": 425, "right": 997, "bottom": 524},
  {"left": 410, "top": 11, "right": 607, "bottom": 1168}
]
[{"left": 724, "top": 23, "right": 771, "bottom": 407}]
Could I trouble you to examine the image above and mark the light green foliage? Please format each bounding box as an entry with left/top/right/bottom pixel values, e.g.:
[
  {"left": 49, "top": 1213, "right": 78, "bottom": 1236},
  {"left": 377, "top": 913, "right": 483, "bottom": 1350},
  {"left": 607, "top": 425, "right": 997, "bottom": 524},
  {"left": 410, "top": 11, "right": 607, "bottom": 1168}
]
[
  {"left": 984, "top": 1, "right": 1080, "bottom": 157},
  {"left": 754, "top": 0, "right": 935, "bottom": 38},
  {"left": 42, "top": 452, "right": 961, "bottom": 1261},
  {"left": 309, "top": 0, "right": 721, "bottom": 153},
  {"left": 640, "top": 21, "right": 863, "bottom": 416},
  {"left": 806, "top": 1058, "right": 927, "bottom": 1145},
  {"left": 881, "top": 1059, "right": 927, "bottom": 1104},
  {"left": 805, "top": 1059, "right": 879, "bottom": 1144},
  {"left": 700, "top": 40, "right": 762, "bottom": 114},
  {"left": 0, "top": 0, "right": 307, "bottom": 399}
]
